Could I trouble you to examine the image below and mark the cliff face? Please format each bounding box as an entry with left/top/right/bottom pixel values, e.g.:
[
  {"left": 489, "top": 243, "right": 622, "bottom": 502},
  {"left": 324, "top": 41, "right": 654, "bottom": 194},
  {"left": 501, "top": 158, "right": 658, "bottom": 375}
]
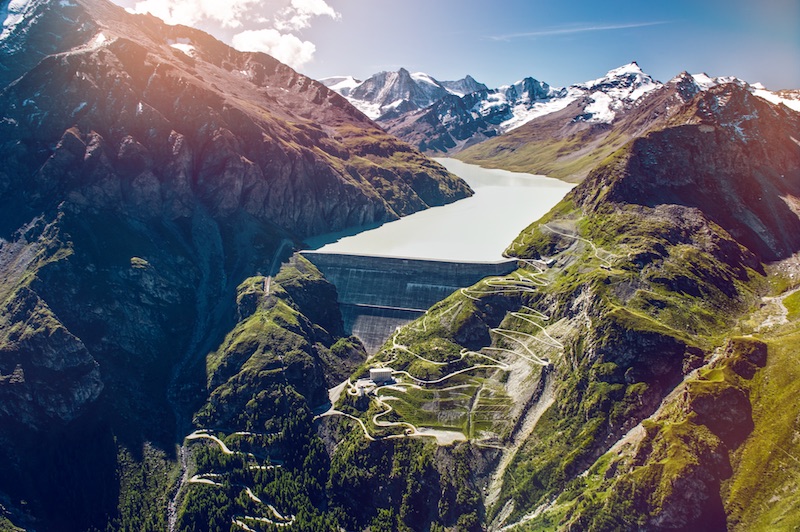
[{"left": 578, "top": 84, "right": 800, "bottom": 261}]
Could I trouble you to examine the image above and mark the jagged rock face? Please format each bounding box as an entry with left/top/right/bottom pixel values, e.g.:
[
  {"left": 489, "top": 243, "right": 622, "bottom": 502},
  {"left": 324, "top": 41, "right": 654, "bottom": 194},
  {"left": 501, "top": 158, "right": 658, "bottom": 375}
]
[
  {"left": 504, "top": 77, "right": 557, "bottom": 105},
  {"left": 380, "top": 93, "right": 499, "bottom": 153},
  {"left": 0, "top": 286, "right": 103, "bottom": 429},
  {"left": 579, "top": 84, "right": 800, "bottom": 261}
]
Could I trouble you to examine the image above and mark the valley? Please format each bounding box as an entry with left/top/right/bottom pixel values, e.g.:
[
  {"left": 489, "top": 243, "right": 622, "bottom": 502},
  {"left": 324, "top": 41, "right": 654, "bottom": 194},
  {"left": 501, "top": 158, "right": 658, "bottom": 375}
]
[
  {"left": 302, "top": 159, "right": 574, "bottom": 354},
  {"left": 0, "top": 0, "right": 799, "bottom": 531}
]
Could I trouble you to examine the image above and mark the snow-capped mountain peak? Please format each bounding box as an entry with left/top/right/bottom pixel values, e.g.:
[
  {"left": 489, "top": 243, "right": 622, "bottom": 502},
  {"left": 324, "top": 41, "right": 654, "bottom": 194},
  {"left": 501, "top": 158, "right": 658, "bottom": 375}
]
[
  {"left": 440, "top": 75, "right": 488, "bottom": 97},
  {"left": 325, "top": 68, "right": 489, "bottom": 119},
  {"left": 690, "top": 72, "right": 747, "bottom": 91},
  {"left": 573, "top": 61, "right": 662, "bottom": 124},
  {"left": 410, "top": 71, "right": 440, "bottom": 88}
]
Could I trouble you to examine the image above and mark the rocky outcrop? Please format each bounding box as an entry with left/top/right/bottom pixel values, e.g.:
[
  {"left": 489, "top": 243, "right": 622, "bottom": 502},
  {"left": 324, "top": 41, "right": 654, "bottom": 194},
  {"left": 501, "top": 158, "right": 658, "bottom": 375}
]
[
  {"left": 578, "top": 84, "right": 800, "bottom": 261},
  {"left": 0, "top": 286, "right": 103, "bottom": 429}
]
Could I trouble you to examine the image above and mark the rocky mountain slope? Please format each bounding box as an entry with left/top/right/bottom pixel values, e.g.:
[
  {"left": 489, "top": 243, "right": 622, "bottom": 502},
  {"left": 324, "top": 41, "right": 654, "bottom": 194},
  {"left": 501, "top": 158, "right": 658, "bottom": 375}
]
[
  {"left": 320, "top": 80, "right": 800, "bottom": 530},
  {"left": 0, "top": 0, "right": 470, "bottom": 529}
]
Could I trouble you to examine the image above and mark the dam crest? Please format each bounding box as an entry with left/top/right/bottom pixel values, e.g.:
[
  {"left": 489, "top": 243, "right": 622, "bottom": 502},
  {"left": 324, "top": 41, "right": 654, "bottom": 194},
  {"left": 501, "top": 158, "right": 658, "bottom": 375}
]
[{"left": 301, "top": 252, "right": 518, "bottom": 353}]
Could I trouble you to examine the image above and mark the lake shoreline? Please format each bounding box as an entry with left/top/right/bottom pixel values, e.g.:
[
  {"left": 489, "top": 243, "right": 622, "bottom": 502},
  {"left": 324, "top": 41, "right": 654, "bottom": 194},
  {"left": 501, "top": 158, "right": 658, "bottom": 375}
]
[{"left": 304, "top": 158, "right": 575, "bottom": 262}]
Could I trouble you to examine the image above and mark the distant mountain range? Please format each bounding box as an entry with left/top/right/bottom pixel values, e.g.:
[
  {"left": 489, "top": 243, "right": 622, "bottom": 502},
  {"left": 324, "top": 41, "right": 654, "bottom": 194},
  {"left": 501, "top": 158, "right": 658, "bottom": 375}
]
[
  {"left": 320, "top": 68, "right": 488, "bottom": 119},
  {"left": 322, "top": 64, "right": 800, "bottom": 163}
]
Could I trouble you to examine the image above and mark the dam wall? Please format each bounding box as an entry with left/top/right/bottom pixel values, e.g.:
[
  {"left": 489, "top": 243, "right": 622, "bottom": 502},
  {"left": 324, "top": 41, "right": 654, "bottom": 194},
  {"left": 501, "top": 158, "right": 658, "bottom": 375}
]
[{"left": 301, "top": 252, "right": 518, "bottom": 353}]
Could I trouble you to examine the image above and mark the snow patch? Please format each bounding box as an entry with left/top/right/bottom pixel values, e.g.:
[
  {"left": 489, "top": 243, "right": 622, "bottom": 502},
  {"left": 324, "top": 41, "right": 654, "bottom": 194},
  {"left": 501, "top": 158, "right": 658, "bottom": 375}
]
[
  {"left": 71, "top": 102, "right": 87, "bottom": 116},
  {"left": 168, "top": 38, "right": 195, "bottom": 57},
  {"left": 1, "top": 0, "right": 40, "bottom": 42},
  {"left": 691, "top": 73, "right": 745, "bottom": 91},
  {"left": 501, "top": 94, "right": 578, "bottom": 132},
  {"left": 350, "top": 100, "right": 382, "bottom": 120},
  {"left": 411, "top": 71, "right": 440, "bottom": 88},
  {"left": 583, "top": 91, "right": 616, "bottom": 123},
  {"left": 93, "top": 32, "right": 107, "bottom": 46},
  {"left": 319, "top": 75, "right": 361, "bottom": 97},
  {"left": 753, "top": 88, "right": 800, "bottom": 112},
  {"left": 384, "top": 99, "right": 406, "bottom": 111}
]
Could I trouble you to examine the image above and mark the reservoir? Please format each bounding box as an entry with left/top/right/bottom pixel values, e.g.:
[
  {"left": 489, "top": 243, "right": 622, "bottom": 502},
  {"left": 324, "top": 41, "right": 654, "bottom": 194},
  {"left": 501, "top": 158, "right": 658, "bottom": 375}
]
[
  {"left": 302, "top": 159, "right": 575, "bottom": 352},
  {"left": 305, "top": 158, "right": 575, "bottom": 262}
]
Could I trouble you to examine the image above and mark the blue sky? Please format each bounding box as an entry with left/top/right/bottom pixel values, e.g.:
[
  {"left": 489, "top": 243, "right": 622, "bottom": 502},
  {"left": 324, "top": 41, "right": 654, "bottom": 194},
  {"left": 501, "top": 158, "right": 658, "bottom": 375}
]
[{"left": 111, "top": 0, "right": 800, "bottom": 90}]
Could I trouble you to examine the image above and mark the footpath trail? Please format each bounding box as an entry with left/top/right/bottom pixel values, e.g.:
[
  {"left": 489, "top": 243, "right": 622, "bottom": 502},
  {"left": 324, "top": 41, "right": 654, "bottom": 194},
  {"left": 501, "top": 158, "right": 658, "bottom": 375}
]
[
  {"left": 182, "top": 428, "right": 295, "bottom": 529},
  {"left": 539, "top": 224, "right": 616, "bottom": 266}
]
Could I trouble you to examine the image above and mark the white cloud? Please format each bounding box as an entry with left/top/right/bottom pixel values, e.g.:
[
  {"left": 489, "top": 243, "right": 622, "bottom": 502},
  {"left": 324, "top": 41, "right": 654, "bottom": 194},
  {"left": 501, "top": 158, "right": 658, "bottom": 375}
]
[
  {"left": 490, "top": 21, "right": 671, "bottom": 41},
  {"left": 275, "top": 0, "right": 340, "bottom": 31},
  {"left": 129, "top": 0, "right": 261, "bottom": 28},
  {"left": 232, "top": 29, "right": 316, "bottom": 69},
  {"left": 128, "top": 0, "right": 340, "bottom": 69}
]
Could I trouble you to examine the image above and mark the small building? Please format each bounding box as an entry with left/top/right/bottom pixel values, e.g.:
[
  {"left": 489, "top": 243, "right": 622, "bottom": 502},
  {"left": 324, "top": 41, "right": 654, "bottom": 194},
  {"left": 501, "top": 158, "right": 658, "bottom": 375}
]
[{"left": 370, "top": 367, "right": 394, "bottom": 385}]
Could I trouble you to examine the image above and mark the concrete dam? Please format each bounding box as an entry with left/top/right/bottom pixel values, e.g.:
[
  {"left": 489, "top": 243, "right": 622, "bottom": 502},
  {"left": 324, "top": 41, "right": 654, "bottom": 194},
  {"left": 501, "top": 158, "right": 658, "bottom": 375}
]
[{"left": 301, "top": 252, "right": 518, "bottom": 353}]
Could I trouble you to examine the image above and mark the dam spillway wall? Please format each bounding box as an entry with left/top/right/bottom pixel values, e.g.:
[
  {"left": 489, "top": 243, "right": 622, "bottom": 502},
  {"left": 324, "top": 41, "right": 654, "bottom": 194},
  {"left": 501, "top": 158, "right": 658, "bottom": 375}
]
[{"left": 301, "top": 252, "right": 518, "bottom": 353}]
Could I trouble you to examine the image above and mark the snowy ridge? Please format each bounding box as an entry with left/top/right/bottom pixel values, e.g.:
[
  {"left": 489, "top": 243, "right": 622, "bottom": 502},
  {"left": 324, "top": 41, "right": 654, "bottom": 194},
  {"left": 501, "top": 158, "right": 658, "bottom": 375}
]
[
  {"left": 499, "top": 94, "right": 578, "bottom": 132},
  {"left": 319, "top": 75, "right": 361, "bottom": 97},
  {"left": 322, "top": 63, "right": 799, "bottom": 155},
  {"left": 167, "top": 37, "right": 196, "bottom": 57},
  {"left": 752, "top": 87, "right": 800, "bottom": 112},
  {"left": 683, "top": 72, "right": 800, "bottom": 113},
  {"left": 321, "top": 68, "right": 489, "bottom": 119},
  {"left": 690, "top": 72, "right": 746, "bottom": 91}
]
